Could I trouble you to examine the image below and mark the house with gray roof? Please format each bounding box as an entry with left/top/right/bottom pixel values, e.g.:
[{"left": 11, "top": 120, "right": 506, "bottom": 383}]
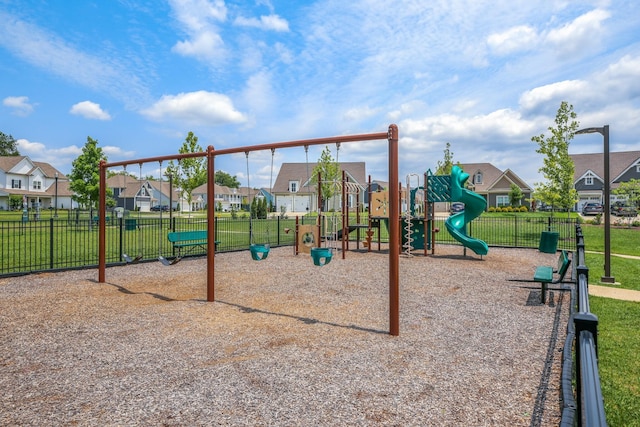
[
  {"left": 272, "top": 162, "right": 366, "bottom": 214},
  {"left": 459, "top": 163, "right": 532, "bottom": 209},
  {"left": 0, "top": 156, "right": 74, "bottom": 211},
  {"left": 571, "top": 150, "right": 640, "bottom": 211}
]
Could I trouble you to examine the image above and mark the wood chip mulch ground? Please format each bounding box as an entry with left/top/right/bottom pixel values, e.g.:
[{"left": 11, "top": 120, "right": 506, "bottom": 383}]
[{"left": 0, "top": 244, "right": 571, "bottom": 426}]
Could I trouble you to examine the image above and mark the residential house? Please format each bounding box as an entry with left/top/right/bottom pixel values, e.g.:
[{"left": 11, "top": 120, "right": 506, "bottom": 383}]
[
  {"left": 458, "top": 163, "right": 532, "bottom": 209},
  {"left": 271, "top": 162, "right": 366, "bottom": 214},
  {"left": 106, "top": 175, "right": 180, "bottom": 212},
  {"left": 0, "top": 156, "right": 74, "bottom": 211},
  {"left": 571, "top": 150, "right": 640, "bottom": 211},
  {"left": 190, "top": 183, "right": 243, "bottom": 212}
]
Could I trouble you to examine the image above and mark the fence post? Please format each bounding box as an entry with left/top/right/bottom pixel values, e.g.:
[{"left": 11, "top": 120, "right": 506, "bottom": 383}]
[
  {"left": 574, "top": 311, "right": 600, "bottom": 426},
  {"left": 277, "top": 216, "right": 281, "bottom": 246},
  {"left": 49, "top": 218, "right": 54, "bottom": 269},
  {"left": 119, "top": 217, "right": 124, "bottom": 260}
]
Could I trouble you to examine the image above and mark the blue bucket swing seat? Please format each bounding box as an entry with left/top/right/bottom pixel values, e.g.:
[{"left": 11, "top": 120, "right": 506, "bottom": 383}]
[{"left": 310, "top": 247, "right": 333, "bottom": 266}]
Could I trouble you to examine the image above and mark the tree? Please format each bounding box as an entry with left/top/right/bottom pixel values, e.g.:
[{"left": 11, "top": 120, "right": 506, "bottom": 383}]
[
  {"left": 434, "top": 142, "right": 460, "bottom": 175},
  {"left": 69, "top": 136, "right": 112, "bottom": 211},
  {"left": 0, "top": 131, "right": 20, "bottom": 156},
  {"left": 508, "top": 183, "right": 524, "bottom": 207},
  {"left": 614, "top": 178, "right": 640, "bottom": 207},
  {"left": 214, "top": 170, "right": 241, "bottom": 188},
  {"left": 165, "top": 132, "right": 207, "bottom": 212},
  {"left": 532, "top": 101, "right": 579, "bottom": 214},
  {"left": 310, "top": 146, "right": 339, "bottom": 210}
]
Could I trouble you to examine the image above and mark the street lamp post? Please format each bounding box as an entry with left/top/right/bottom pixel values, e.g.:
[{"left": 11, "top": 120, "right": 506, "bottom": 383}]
[
  {"left": 54, "top": 172, "right": 59, "bottom": 218},
  {"left": 575, "top": 125, "right": 615, "bottom": 283}
]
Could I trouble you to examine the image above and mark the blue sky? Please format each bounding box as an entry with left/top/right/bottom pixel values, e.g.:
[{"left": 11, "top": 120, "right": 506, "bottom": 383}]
[{"left": 1, "top": 0, "right": 639, "bottom": 189}]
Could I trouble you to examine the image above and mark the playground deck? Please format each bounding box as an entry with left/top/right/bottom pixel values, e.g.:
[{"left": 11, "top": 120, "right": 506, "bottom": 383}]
[{"left": 0, "top": 245, "right": 568, "bottom": 426}]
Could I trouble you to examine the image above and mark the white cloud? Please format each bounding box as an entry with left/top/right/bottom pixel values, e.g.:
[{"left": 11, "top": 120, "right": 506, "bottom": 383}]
[
  {"left": 487, "top": 25, "right": 539, "bottom": 56},
  {"left": 16, "top": 139, "right": 83, "bottom": 171},
  {"left": 234, "top": 14, "right": 290, "bottom": 32},
  {"left": 172, "top": 30, "right": 225, "bottom": 60},
  {"left": 3, "top": 96, "right": 35, "bottom": 116},
  {"left": 519, "top": 80, "right": 588, "bottom": 112},
  {"left": 141, "top": 90, "right": 247, "bottom": 125},
  {"left": 0, "top": 11, "right": 150, "bottom": 109},
  {"left": 169, "top": 0, "right": 228, "bottom": 61},
  {"left": 69, "top": 101, "right": 111, "bottom": 120},
  {"left": 343, "top": 106, "right": 380, "bottom": 122},
  {"left": 545, "top": 9, "right": 611, "bottom": 56}
]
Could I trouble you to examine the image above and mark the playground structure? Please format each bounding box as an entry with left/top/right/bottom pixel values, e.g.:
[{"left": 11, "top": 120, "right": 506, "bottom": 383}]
[
  {"left": 368, "top": 165, "right": 488, "bottom": 257},
  {"left": 445, "top": 165, "right": 489, "bottom": 256},
  {"left": 294, "top": 170, "right": 379, "bottom": 262},
  {"left": 98, "top": 125, "right": 401, "bottom": 335}
]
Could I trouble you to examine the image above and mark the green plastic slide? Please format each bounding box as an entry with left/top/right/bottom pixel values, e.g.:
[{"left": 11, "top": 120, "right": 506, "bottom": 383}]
[{"left": 444, "top": 166, "right": 489, "bottom": 256}]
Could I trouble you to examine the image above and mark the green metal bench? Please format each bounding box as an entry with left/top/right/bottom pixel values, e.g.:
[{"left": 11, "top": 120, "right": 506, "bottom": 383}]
[
  {"left": 534, "top": 250, "right": 571, "bottom": 304},
  {"left": 167, "top": 230, "right": 219, "bottom": 258}
]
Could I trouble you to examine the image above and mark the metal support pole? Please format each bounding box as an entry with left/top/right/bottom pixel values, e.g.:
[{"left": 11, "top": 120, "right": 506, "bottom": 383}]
[
  {"left": 98, "top": 160, "right": 106, "bottom": 283},
  {"left": 388, "top": 124, "right": 400, "bottom": 336},
  {"left": 207, "top": 145, "right": 216, "bottom": 302}
]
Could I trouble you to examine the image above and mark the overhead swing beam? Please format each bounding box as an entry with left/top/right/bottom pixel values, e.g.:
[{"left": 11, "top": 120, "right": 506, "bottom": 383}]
[{"left": 98, "top": 124, "right": 400, "bottom": 336}]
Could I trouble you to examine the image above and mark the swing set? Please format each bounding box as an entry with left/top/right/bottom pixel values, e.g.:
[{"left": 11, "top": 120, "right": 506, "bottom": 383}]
[{"left": 97, "top": 125, "right": 402, "bottom": 335}]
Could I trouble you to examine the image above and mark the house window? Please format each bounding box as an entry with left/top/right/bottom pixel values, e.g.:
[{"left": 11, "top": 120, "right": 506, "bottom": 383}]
[
  {"left": 33, "top": 181, "right": 41, "bottom": 190},
  {"left": 289, "top": 181, "right": 298, "bottom": 193},
  {"left": 636, "top": 165, "right": 640, "bottom": 173},
  {"left": 11, "top": 179, "right": 21, "bottom": 189},
  {"left": 474, "top": 172, "right": 483, "bottom": 185},
  {"left": 585, "top": 176, "right": 593, "bottom": 185},
  {"left": 496, "top": 195, "right": 509, "bottom": 207}
]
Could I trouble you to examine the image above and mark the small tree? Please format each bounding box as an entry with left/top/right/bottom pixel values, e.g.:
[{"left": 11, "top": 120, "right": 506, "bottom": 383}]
[
  {"left": 0, "top": 131, "right": 20, "bottom": 156},
  {"left": 532, "top": 101, "right": 579, "bottom": 215},
  {"left": 614, "top": 178, "right": 640, "bottom": 208},
  {"left": 509, "top": 184, "right": 524, "bottom": 207},
  {"left": 435, "top": 142, "right": 460, "bottom": 175},
  {"left": 311, "top": 146, "right": 340, "bottom": 210},
  {"left": 9, "top": 195, "right": 22, "bottom": 210},
  {"left": 69, "top": 136, "right": 113, "bottom": 214},
  {"left": 165, "top": 132, "right": 207, "bottom": 214}
]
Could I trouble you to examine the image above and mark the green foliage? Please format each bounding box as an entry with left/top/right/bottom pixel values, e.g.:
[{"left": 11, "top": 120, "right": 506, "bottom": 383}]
[
  {"left": 69, "top": 136, "right": 112, "bottom": 210},
  {"left": 214, "top": 170, "right": 241, "bottom": 188},
  {"left": 165, "top": 132, "right": 207, "bottom": 210},
  {"left": 435, "top": 142, "right": 460, "bottom": 175},
  {"left": 9, "top": 195, "right": 22, "bottom": 210},
  {"left": 532, "top": 101, "right": 579, "bottom": 214},
  {"left": 613, "top": 178, "right": 640, "bottom": 207},
  {"left": 0, "top": 131, "right": 20, "bottom": 156},
  {"left": 508, "top": 183, "right": 524, "bottom": 207},
  {"left": 311, "top": 146, "right": 339, "bottom": 208}
]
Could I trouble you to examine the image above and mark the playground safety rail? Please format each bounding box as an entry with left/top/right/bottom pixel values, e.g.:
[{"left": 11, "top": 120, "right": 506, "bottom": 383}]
[{"left": 559, "top": 225, "right": 607, "bottom": 427}]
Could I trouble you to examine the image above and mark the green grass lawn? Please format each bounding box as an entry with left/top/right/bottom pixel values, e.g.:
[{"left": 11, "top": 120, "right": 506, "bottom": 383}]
[{"left": 589, "top": 297, "right": 640, "bottom": 427}]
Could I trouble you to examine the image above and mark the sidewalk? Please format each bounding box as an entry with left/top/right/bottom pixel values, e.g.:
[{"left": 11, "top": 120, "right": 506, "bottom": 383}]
[{"left": 584, "top": 250, "right": 640, "bottom": 302}]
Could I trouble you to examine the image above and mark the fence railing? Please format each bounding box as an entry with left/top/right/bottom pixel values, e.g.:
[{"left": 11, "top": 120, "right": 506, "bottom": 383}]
[
  {"left": 0, "top": 214, "right": 577, "bottom": 276},
  {"left": 560, "top": 225, "right": 607, "bottom": 427}
]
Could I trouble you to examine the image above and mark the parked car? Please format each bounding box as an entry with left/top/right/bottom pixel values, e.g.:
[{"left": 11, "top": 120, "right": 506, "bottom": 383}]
[
  {"left": 450, "top": 202, "right": 465, "bottom": 214},
  {"left": 581, "top": 202, "right": 603, "bottom": 216},
  {"left": 610, "top": 201, "right": 637, "bottom": 217},
  {"left": 150, "top": 205, "right": 170, "bottom": 212}
]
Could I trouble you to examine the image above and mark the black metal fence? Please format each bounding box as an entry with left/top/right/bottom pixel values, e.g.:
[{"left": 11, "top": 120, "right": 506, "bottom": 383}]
[
  {"left": 560, "top": 225, "right": 607, "bottom": 426},
  {"left": 0, "top": 214, "right": 577, "bottom": 277}
]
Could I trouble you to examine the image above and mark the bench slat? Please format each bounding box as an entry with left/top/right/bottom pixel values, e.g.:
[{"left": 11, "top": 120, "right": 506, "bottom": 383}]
[{"left": 534, "top": 266, "right": 554, "bottom": 283}]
